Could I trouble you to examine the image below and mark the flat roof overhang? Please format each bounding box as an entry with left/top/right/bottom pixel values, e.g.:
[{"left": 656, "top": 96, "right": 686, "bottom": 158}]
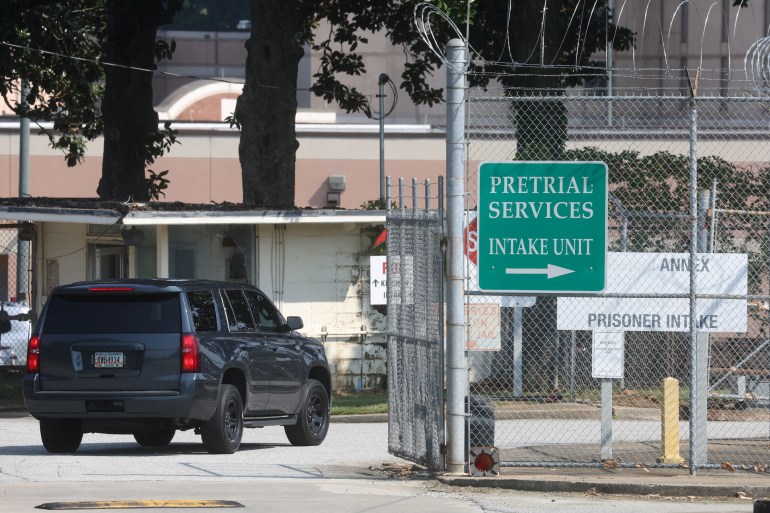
[
  {"left": 122, "top": 209, "right": 386, "bottom": 225},
  {"left": 0, "top": 205, "right": 387, "bottom": 225}
]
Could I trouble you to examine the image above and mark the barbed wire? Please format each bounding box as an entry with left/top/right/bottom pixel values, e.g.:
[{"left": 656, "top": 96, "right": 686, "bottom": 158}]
[{"left": 414, "top": 1, "right": 770, "bottom": 96}]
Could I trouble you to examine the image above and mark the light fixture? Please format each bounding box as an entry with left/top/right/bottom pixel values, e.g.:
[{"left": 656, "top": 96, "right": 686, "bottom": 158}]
[
  {"left": 328, "top": 175, "right": 346, "bottom": 192},
  {"left": 121, "top": 227, "right": 145, "bottom": 246},
  {"left": 469, "top": 446, "right": 500, "bottom": 477},
  {"left": 18, "top": 222, "right": 35, "bottom": 241},
  {"left": 326, "top": 191, "right": 341, "bottom": 207}
]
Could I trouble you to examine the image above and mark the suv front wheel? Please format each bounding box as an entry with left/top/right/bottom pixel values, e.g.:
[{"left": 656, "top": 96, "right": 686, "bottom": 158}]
[
  {"left": 201, "top": 384, "right": 243, "bottom": 454},
  {"left": 285, "top": 379, "right": 329, "bottom": 446}
]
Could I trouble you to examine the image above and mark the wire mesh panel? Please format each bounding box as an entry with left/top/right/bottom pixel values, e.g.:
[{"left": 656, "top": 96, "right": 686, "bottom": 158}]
[
  {"left": 466, "top": 92, "right": 770, "bottom": 469},
  {"left": 387, "top": 207, "right": 444, "bottom": 470},
  {"left": 0, "top": 223, "right": 32, "bottom": 371}
]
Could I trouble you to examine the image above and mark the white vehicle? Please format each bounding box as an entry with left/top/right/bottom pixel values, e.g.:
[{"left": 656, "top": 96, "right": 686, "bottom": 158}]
[{"left": 0, "top": 303, "right": 31, "bottom": 367}]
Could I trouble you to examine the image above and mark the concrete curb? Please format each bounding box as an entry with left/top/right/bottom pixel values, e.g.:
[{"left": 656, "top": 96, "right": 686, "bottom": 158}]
[{"left": 437, "top": 473, "right": 770, "bottom": 498}]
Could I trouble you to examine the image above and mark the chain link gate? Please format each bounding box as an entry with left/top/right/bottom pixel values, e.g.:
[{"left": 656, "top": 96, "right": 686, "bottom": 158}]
[
  {"left": 386, "top": 184, "right": 445, "bottom": 470},
  {"left": 465, "top": 93, "right": 770, "bottom": 470},
  {"left": 0, "top": 222, "right": 32, "bottom": 371}
]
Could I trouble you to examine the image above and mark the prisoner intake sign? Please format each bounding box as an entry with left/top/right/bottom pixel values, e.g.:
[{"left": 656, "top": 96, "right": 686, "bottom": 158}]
[
  {"left": 477, "top": 162, "right": 608, "bottom": 293},
  {"left": 557, "top": 252, "right": 748, "bottom": 333}
]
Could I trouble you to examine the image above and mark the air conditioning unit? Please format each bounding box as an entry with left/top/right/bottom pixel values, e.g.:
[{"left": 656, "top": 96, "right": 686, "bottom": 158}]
[{"left": 328, "top": 175, "right": 346, "bottom": 192}]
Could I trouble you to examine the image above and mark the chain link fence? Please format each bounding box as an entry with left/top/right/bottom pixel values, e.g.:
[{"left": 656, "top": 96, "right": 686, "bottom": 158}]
[
  {"left": 0, "top": 222, "right": 32, "bottom": 411},
  {"left": 466, "top": 93, "right": 770, "bottom": 470},
  {"left": 386, "top": 185, "right": 445, "bottom": 470}
]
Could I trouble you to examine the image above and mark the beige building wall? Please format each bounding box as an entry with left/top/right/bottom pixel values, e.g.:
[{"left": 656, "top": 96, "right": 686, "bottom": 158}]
[{"left": 0, "top": 126, "right": 447, "bottom": 210}]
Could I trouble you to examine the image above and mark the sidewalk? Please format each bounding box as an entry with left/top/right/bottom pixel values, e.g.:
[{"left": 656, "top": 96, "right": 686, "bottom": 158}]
[{"left": 334, "top": 412, "right": 770, "bottom": 498}]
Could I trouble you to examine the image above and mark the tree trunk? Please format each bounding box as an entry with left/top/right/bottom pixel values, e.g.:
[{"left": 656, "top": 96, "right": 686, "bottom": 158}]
[
  {"left": 507, "top": 0, "right": 569, "bottom": 161},
  {"left": 237, "top": 0, "right": 303, "bottom": 208},
  {"left": 514, "top": 97, "right": 567, "bottom": 160},
  {"left": 98, "top": 0, "right": 165, "bottom": 202}
]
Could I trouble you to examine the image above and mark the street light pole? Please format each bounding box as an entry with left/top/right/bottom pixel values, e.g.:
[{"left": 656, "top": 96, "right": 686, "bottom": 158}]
[
  {"left": 378, "top": 73, "right": 389, "bottom": 203},
  {"left": 18, "top": 81, "right": 30, "bottom": 305}
]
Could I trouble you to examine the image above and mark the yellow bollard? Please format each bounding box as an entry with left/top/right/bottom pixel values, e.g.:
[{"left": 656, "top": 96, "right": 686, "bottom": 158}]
[{"left": 658, "top": 377, "right": 685, "bottom": 464}]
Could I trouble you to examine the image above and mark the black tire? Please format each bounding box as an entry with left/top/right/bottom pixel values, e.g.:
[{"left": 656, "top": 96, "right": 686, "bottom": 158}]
[
  {"left": 284, "top": 379, "right": 330, "bottom": 446},
  {"left": 201, "top": 384, "right": 243, "bottom": 454},
  {"left": 134, "top": 429, "right": 175, "bottom": 447},
  {"left": 40, "top": 419, "right": 82, "bottom": 453},
  {"left": 755, "top": 499, "right": 770, "bottom": 513}
]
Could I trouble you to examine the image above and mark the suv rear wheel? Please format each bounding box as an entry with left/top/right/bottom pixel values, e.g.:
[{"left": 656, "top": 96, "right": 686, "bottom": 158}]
[
  {"left": 134, "top": 429, "right": 175, "bottom": 447},
  {"left": 285, "top": 379, "right": 329, "bottom": 446},
  {"left": 201, "top": 384, "right": 243, "bottom": 454},
  {"left": 40, "top": 419, "right": 82, "bottom": 453}
]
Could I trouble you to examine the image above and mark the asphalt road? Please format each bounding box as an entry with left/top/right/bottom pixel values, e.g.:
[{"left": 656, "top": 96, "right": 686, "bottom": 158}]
[{"left": 0, "top": 413, "right": 756, "bottom": 513}]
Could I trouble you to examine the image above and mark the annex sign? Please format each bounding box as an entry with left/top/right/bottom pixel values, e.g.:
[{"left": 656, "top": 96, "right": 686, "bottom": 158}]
[
  {"left": 557, "top": 252, "right": 748, "bottom": 333},
  {"left": 477, "top": 161, "right": 607, "bottom": 293}
]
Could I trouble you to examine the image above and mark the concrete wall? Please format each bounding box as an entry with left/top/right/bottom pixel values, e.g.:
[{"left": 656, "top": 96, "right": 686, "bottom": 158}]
[{"left": 255, "top": 223, "right": 387, "bottom": 392}]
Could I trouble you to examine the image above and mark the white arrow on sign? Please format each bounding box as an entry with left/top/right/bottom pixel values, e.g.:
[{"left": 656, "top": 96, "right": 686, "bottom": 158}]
[{"left": 505, "top": 264, "right": 575, "bottom": 279}]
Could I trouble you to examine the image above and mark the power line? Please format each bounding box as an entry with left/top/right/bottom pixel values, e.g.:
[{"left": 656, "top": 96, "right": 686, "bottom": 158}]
[{"left": 0, "top": 40, "right": 385, "bottom": 105}]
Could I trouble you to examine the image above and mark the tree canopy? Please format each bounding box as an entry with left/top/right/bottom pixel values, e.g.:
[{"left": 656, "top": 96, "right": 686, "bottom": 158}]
[{"left": 0, "top": 1, "right": 105, "bottom": 166}]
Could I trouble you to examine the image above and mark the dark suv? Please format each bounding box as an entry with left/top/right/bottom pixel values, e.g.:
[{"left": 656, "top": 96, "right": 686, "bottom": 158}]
[{"left": 23, "top": 279, "right": 331, "bottom": 454}]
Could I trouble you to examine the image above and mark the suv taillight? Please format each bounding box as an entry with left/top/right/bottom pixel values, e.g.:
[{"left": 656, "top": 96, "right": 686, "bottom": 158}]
[
  {"left": 181, "top": 333, "right": 200, "bottom": 373},
  {"left": 27, "top": 335, "right": 40, "bottom": 373}
]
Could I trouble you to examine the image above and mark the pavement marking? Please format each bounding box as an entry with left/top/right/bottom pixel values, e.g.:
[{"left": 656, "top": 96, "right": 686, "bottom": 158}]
[{"left": 35, "top": 500, "right": 244, "bottom": 510}]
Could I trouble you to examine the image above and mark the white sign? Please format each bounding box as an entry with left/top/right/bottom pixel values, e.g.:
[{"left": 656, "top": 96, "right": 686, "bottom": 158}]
[
  {"left": 557, "top": 252, "right": 748, "bottom": 333},
  {"left": 591, "top": 252, "right": 747, "bottom": 295},
  {"left": 370, "top": 256, "right": 387, "bottom": 306},
  {"left": 592, "top": 331, "right": 624, "bottom": 379},
  {"left": 465, "top": 303, "right": 501, "bottom": 351},
  {"left": 369, "top": 255, "right": 414, "bottom": 306}
]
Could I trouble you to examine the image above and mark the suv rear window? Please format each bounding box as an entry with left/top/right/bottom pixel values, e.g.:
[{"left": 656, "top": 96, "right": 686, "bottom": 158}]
[{"left": 43, "top": 293, "right": 182, "bottom": 334}]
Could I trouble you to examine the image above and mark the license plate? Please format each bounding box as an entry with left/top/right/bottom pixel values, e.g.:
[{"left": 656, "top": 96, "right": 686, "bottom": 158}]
[{"left": 94, "top": 352, "right": 124, "bottom": 368}]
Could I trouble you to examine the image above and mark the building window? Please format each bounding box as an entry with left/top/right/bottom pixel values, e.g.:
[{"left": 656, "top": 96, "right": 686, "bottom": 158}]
[
  {"left": 720, "top": 56, "right": 729, "bottom": 97},
  {"left": 681, "top": 3, "right": 688, "bottom": 43},
  {"left": 766, "top": 0, "right": 770, "bottom": 37},
  {"left": 680, "top": 57, "right": 689, "bottom": 97},
  {"left": 720, "top": 56, "right": 729, "bottom": 110},
  {"left": 722, "top": 0, "right": 729, "bottom": 43},
  {"left": 168, "top": 224, "right": 255, "bottom": 283}
]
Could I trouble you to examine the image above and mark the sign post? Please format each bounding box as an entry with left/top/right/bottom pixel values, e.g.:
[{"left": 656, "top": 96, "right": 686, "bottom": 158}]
[{"left": 477, "top": 162, "right": 608, "bottom": 293}]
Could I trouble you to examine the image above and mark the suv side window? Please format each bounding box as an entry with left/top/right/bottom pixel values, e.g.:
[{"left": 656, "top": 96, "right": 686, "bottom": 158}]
[
  {"left": 222, "top": 289, "right": 257, "bottom": 332},
  {"left": 245, "top": 290, "right": 282, "bottom": 333},
  {"left": 187, "top": 290, "right": 219, "bottom": 332}
]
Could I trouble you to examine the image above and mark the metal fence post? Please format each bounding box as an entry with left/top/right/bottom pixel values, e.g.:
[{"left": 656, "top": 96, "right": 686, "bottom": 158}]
[
  {"left": 445, "top": 38, "right": 468, "bottom": 474},
  {"left": 688, "top": 95, "right": 707, "bottom": 475}
]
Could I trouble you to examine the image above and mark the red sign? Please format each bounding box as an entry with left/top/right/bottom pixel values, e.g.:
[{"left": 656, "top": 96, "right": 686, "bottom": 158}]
[{"left": 464, "top": 217, "right": 478, "bottom": 266}]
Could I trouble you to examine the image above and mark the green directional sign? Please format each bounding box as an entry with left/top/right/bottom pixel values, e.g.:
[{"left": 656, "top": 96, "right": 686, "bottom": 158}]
[{"left": 477, "top": 161, "right": 607, "bottom": 293}]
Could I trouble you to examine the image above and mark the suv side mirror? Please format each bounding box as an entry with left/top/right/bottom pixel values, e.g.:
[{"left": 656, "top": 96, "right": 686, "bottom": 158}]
[{"left": 286, "top": 316, "right": 304, "bottom": 331}]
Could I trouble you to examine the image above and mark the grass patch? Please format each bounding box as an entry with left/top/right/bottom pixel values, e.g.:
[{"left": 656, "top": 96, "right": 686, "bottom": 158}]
[
  {"left": 332, "top": 390, "right": 388, "bottom": 416},
  {"left": 0, "top": 369, "right": 23, "bottom": 403}
]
